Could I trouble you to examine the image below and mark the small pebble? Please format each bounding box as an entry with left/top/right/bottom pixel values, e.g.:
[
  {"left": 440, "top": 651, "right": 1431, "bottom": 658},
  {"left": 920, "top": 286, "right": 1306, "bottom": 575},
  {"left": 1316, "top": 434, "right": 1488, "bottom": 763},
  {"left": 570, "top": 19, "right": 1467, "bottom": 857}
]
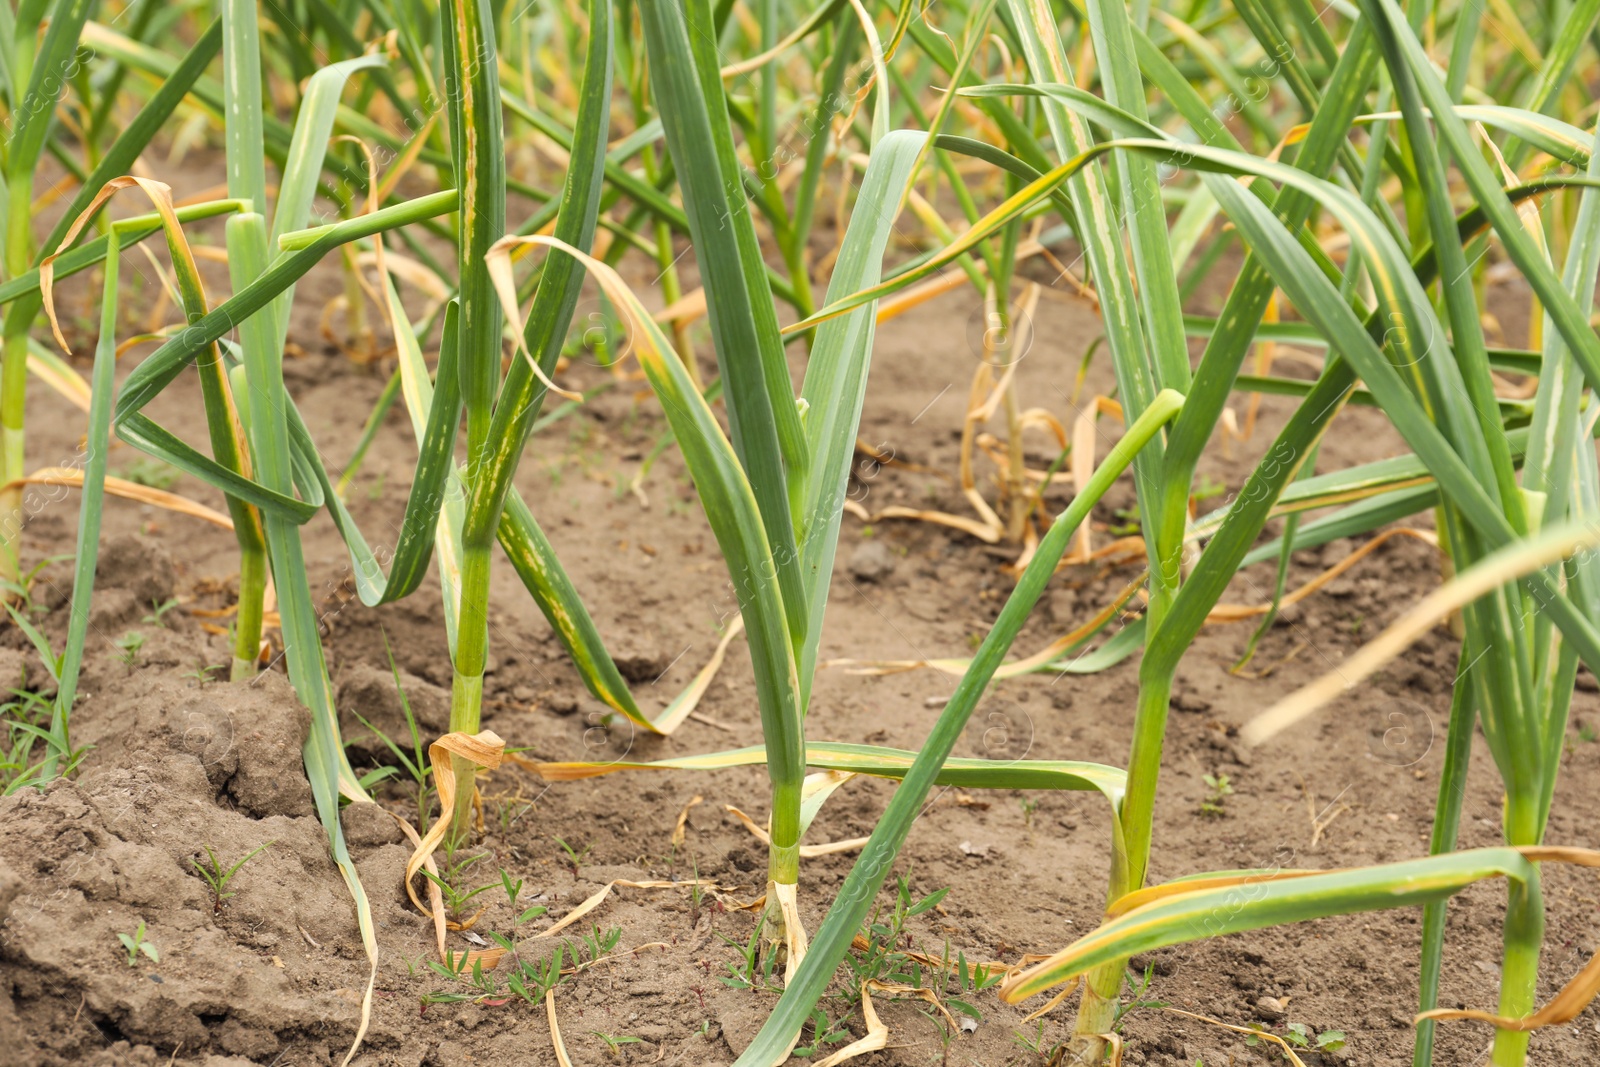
[
  {"left": 849, "top": 541, "right": 895, "bottom": 582},
  {"left": 1255, "top": 995, "right": 1284, "bottom": 1020}
]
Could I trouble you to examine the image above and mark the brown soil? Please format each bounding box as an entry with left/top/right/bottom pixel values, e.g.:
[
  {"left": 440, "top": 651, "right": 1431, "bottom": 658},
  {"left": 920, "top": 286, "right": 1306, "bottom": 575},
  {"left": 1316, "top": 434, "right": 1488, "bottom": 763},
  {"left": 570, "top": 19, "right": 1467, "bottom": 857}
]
[{"left": 3, "top": 162, "right": 1600, "bottom": 1067}]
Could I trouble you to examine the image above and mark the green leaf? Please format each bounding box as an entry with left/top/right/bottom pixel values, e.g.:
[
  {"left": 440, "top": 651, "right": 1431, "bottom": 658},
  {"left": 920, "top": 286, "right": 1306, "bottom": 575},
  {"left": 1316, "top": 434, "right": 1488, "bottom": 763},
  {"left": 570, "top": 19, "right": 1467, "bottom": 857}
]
[
  {"left": 535, "top": 740, "right": 1126, "bottom": 802},
  {"left": 638, "top": 0, "right": 808, "bottom": 650},
  {"left": 733, "top": 389, "right": 1183, "bottom": 1064},
  {"left": 794, "top": 128, "right": 925, "bottom": 703},
  {"left": 45, "top": 227, "right": 117, "bottom": 773},
  {"left": 225, "top": 210, "right": 378, "bottom": 1059},
  {"left": 500, "top": 234, "right": 806, "bottom": 875},
  {"left": 8, "top": 0, "right": 95, "bottom": 182},
  {"left": 999, "top": 848, "right": 1543, "bottom": 1001}
]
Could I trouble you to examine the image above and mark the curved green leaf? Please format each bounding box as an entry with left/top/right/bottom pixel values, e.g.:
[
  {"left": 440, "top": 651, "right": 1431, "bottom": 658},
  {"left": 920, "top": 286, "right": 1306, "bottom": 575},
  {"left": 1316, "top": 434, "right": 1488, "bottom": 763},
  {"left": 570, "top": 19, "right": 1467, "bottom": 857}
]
[{"left": 1001, "top": 848, "right": 1543, "bottom": 1001}]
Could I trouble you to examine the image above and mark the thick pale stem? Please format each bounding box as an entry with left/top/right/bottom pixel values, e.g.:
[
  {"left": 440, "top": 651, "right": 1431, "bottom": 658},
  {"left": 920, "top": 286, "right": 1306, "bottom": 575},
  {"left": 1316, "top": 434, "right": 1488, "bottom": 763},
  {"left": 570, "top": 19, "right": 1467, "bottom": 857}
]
[
  {"left": 1493, "top": 798, "right": 1545, "bottom": 1067},
  {"left": 1002, "top": 374, "right": 1027, "bottom": 543},
  {"left": 1491, "top": 869, "right": 1543, "bottom": 1066},
  {"left": 455, "top": 543, "right": 492, "bottom": 688},
  {"left": 0, "top": 293, "right": 37, "bottom": 595},
  {"left": 341, "top": 244, "right": 370, "bottom": 354},
  {"left": 763, "top": 777, "right": 803, "bottom": 961},
  {"left": 448, "top": 542, "right": 492, "bottom": 840},
  {"left": 231, "top": 545, "right": 267, "bottom": 680},
  {"left": 1072, "top": 813, "right": 1134, "bottom": 1055},
  {"left": 0, "top": 371, "right": 23, "bottom": 587},
  {"left": 1116, "top": 671, "right": 1176, "bottom": 888},
  {"left": 1074, "top": 968, "right": 1121, "bottom": 1056},
  {"left": 1073, "top": 672, "right": 1175, "bottom": 1055},
  {"left": 449, "top": 668, "right": 485, "bottom": 839}
]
